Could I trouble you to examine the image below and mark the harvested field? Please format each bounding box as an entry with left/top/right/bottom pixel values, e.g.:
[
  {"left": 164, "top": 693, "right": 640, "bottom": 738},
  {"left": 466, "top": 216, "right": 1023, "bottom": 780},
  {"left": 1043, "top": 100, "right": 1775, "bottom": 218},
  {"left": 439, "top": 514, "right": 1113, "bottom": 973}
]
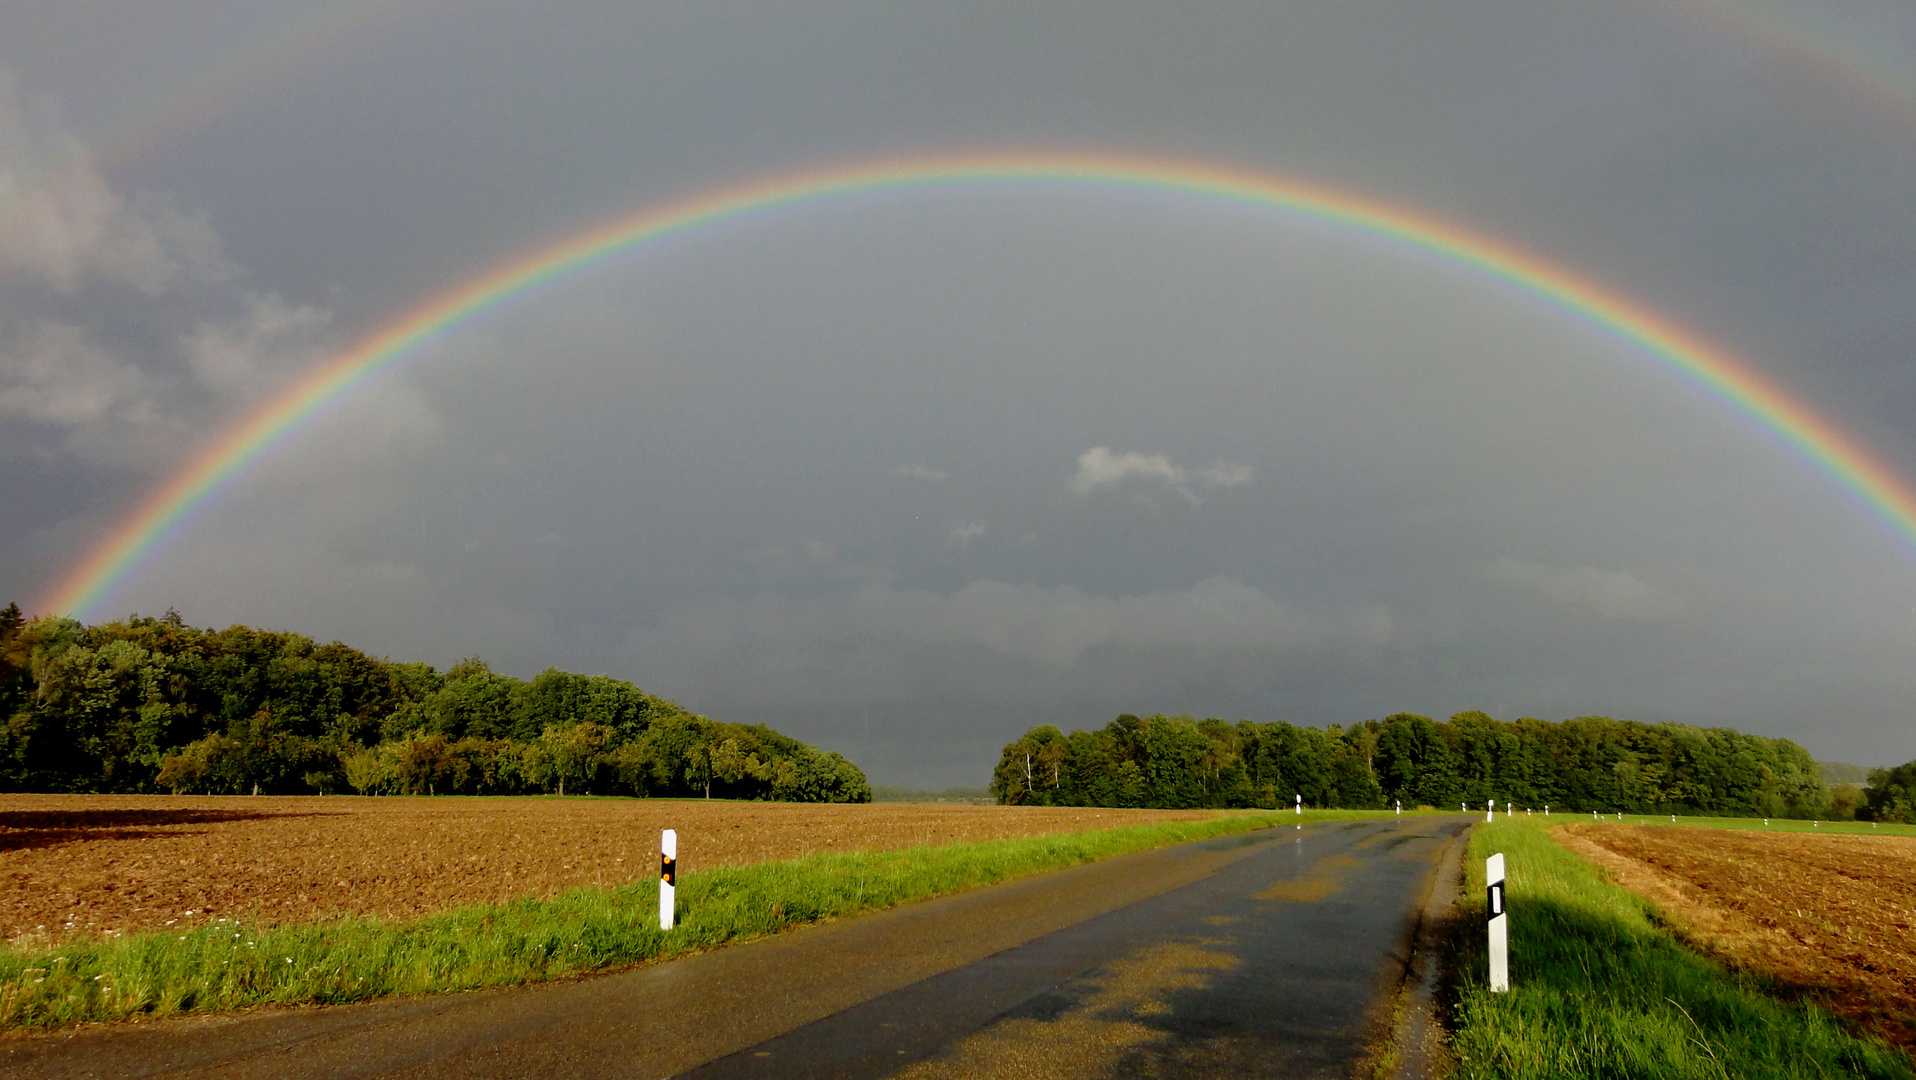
[
  {"left": 0, "top": 795, "right": 1236, "bottom": 949},
  {"left": 1560, "top": 823, "right": 1916, "bottom": 1054}
]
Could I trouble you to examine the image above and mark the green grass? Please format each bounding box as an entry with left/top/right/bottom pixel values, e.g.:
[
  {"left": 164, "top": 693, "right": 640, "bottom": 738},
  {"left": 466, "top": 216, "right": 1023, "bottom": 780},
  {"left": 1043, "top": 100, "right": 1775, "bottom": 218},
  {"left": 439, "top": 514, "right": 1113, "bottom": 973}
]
[
  {"left": 1449, "top": 818, "right": 1912, "bottom": 1079},
  {"left": 0, "top": 807, "right": 1401, "bottom": 1030},
  {"left": 1558, "top": 812, "right": 1916, "bottom": 837}
]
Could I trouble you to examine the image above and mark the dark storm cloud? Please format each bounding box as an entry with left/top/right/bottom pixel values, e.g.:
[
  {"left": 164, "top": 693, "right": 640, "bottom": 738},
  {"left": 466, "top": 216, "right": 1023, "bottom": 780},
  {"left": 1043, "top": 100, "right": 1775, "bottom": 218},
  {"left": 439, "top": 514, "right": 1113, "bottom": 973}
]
[{"left": 4, "top": 0, "right": 1916, "bottom": 785}]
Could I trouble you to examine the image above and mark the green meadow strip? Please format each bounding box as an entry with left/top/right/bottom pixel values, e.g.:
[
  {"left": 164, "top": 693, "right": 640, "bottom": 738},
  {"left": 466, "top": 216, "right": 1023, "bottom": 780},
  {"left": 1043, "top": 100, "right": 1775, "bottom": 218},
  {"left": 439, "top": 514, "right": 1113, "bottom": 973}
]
[
  {"left": 0, "top": 808, "right": 1393, "bottom": 1029},
  {"left": 1450, "top": 819, "right": 1912, "bottom": 1080}
]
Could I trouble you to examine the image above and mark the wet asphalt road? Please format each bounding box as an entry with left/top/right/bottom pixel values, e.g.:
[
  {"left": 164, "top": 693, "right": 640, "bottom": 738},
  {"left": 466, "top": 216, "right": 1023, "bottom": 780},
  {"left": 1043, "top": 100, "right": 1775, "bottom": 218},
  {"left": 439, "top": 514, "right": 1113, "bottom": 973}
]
[{"left": 7, "top": 816, "right": 1468, "bottom": 1080}]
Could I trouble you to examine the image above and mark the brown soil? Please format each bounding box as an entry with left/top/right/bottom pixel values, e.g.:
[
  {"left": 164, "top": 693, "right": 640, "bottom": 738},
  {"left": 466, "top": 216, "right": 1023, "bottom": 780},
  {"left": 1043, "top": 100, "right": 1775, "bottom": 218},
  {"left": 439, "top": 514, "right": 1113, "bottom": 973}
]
[
  {"left": 0, "top": 795, "right": 1236, "bottom": 949},
  {"left": 1559, "top": 823, "right": 1916, "bottom": 1054}
]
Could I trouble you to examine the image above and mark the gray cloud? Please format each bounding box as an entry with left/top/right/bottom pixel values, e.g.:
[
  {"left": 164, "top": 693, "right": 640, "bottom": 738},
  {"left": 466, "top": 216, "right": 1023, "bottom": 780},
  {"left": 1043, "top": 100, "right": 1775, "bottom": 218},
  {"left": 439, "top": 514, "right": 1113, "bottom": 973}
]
[
  {"left": 893, "top": 463, "right": 949, "bottom": 482},
  {"left": 1484, "top": 559, "right": 1684, "bottom": 623},
  {"left": 0, "top": 78, "right": 224, "bottom": 295},
  {"left": 0, "top": 74, "right": 338, "bottom": 474},
  {"left": 949, "top": 520, "right": 986, "bottom": 545},
  {"left": 635, "top": 576, "right": 1390, "bottom": 671}
]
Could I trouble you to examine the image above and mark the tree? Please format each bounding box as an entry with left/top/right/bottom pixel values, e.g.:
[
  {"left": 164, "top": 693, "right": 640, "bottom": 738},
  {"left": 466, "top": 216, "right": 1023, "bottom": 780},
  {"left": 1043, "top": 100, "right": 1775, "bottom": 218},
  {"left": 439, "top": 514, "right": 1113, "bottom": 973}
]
[
  {"left": 534, "top": 722, "right": 611, "bottom": 796},
  {"left": 1865, "top": 761, "right": 1916, "bottom": 822}
]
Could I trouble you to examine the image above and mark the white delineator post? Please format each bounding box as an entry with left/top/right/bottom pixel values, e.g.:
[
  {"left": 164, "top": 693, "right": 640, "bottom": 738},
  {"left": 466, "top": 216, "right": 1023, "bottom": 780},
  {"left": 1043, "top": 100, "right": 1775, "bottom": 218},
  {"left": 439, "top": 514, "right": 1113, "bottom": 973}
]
[
  {"left": 1395, "top": 800, "right": 1401, "bottom": 816},
  {"left": 660, "top": 829, "right": 677, "bottom": 930},
  {"left": 1295, "top": 793, "right": 1301, "bottom": 815},
  {"left": 1486, "top": 852, "right": 1509, "bottom": 992},
  {"left": 1486, "top": 798, "right": 1496, "bottom": 823}
]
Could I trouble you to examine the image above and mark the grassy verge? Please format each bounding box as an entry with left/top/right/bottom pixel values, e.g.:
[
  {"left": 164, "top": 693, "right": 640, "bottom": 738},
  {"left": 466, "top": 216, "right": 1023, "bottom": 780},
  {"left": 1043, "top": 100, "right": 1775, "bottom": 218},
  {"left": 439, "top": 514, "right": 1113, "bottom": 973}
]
[
  {"left": 1448, "top": 818, "right": 1912, "bottom": 1079},
  {"left": 0, "top": 807, "right": 1398, "bottom": 1030},
  {"left": 1564, "top": 813, "right": 1916, "bottom": 837}
]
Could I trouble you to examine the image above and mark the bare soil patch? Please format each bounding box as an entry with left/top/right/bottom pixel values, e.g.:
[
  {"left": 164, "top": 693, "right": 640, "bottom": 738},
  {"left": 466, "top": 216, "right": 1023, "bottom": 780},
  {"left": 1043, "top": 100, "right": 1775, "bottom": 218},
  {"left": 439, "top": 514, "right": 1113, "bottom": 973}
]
[
  {"left": 1560, "top": 823, "right": 1916, "bottom": 1054},
  {"left": 0, "top": 795, "right": 1235, "bottom": 948}
]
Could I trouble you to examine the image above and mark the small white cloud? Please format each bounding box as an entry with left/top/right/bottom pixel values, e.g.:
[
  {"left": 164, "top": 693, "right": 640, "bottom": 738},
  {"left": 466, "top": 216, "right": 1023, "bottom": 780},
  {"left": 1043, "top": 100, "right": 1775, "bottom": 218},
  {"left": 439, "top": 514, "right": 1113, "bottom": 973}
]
[
  {"left": 1485, "top": 558, "right": 1683, "bottom": 622},
  {"left": 950, "top": 520, "right": 986, "bottom": 544},
  {"left": 893, "top": 463, "right": 949, "bottom": 482},
  {"left": 1069, "top": 447, "right": 1253, "bottom": 504},
  {"left": 1194, "top": 459, "right": 1255, "bottom": 488}
]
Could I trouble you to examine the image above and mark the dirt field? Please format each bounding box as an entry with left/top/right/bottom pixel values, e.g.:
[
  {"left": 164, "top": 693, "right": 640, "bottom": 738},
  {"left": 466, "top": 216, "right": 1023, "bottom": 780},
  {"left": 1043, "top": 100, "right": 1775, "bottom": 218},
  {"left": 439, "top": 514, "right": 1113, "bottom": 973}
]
[
  {"left": 1560, "top": 823, "right": 1916, "bottom": 1053},
  {"left": 0, "top": 795, "right": 1238, "bottom": 949}
]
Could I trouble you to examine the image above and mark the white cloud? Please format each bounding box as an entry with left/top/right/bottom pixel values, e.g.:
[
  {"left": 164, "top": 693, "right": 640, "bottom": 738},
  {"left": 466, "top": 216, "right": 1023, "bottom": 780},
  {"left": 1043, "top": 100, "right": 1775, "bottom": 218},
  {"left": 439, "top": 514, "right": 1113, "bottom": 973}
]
[
  {"left": 950, "top": 520, "right": 986, "bottom": 544},
  {"left": 1069, "top": 446, "right": 1253, "bottom": 504},
  {"left": 893, "top": 463, "right": 949, "bottom": 482},
  {"left": 1485, "top": 558, "right": 1683, "bottom": 622}
]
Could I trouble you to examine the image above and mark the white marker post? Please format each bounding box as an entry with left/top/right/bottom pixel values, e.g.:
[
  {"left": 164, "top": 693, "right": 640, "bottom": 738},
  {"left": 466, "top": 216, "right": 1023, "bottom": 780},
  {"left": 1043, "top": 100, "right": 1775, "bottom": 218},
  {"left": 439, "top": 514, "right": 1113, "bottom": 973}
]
[
  {"left": 660, "top": 829, "right": 677, "bottom": 931},
  {"left": 1486, "top": 798, "right": 1495, "bottom": 823},
  {"left": 1395, "top": 800, "right": 1401, "bottom": 816},
  {"left": 1486, "top": 852, "right": 1509, "bottom": 992},
  {"left": 1295, "top": 793, "right": 1302, "bottom": 816}
]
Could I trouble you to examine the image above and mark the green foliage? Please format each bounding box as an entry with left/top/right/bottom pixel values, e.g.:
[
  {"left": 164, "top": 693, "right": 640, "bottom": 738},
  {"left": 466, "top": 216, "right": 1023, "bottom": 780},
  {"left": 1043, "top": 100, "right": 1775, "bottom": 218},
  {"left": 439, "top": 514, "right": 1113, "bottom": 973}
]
[
  {"left": 993, "top": 709, "right": 1835, "bottom": 815},
  {"left": 0, "top": 808, "right": 1360, "bottom": 1029},
  {"left": 1450, "top": 819, "right": 1910, "bottom": 1079},
  {"left": 1863, "top": 759, "right": 1916, "bottom": 822},
  {"left": 0, "top": 609, "right": 866, "bottom": 802}
]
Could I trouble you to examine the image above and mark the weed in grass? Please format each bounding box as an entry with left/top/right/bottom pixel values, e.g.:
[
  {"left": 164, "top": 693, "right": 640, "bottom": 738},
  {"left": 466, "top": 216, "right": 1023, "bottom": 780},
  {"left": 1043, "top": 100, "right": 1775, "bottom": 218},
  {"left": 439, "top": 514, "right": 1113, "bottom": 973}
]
[
  {"left": 0, "top": 808, "right": 1407, "bottom": 1030},
  {"left": 1450, "top": 819, "right": 1912, "bottom": 1079}
]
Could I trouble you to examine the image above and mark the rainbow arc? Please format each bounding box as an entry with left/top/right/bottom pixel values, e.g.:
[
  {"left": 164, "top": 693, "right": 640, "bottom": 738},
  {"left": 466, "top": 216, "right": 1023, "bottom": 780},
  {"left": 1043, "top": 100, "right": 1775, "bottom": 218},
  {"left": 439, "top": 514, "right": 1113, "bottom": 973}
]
[{"left": 38, "top": 152, "right": 1916, "bottom": 618}]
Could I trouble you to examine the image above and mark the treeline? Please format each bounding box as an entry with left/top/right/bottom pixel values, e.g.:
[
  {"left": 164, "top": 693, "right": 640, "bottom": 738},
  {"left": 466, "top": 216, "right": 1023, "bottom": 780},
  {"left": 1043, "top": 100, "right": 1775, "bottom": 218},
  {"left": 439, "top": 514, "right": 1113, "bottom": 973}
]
[
  {"left": 0, "top": 605, "right": 869, "bottom": 802},
  {"left": 992, "top": 711, "right": 1837, "bottom": 818}
]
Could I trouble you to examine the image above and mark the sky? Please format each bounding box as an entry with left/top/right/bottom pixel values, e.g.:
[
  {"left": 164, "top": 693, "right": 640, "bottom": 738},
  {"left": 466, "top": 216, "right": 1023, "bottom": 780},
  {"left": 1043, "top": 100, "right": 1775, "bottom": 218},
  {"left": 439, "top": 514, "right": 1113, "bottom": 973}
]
[{"left": 3, "top": 0, "right": 1916, "bottom": 787}]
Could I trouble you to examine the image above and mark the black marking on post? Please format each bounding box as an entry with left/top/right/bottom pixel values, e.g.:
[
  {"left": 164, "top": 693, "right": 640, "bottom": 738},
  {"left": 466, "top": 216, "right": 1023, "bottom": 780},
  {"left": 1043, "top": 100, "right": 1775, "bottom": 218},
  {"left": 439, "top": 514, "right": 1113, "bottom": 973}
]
[
  {"left": 662, "top": 855, "right": 676, "bottom": 886},
  {"left": 1487, "top": 882, "right": 1503, "bottom": 917}
]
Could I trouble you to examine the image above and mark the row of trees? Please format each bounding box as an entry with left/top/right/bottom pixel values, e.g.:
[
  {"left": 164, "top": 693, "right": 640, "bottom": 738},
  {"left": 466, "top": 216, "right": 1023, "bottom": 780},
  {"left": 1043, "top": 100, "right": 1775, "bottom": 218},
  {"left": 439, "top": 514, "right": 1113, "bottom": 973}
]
[
  {"left": 0, "top": 605, "right": 869, "bottom": 802},
  {"left": 991, "top": 711, "right": 1836, "bottom": 818}
]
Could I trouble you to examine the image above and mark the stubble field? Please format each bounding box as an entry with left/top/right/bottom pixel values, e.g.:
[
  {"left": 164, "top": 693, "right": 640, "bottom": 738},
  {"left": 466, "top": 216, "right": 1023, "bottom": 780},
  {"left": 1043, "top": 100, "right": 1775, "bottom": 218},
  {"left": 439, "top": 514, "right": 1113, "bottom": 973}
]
[
  {"left": 1559, "top": 822, "right": 1916, "bottom": 1054},
  {"left": 0, "top": 794, "right": 1235, "bottom": 948}
]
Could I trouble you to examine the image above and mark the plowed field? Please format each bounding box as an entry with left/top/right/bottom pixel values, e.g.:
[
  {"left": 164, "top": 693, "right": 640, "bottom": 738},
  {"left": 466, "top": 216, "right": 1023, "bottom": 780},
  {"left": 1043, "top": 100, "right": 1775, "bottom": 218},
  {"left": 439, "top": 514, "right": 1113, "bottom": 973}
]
[
  {"left": 1560, "top": 823, "right": 1916, "bottom": 1054},
  {"left": 0, "top": 795, "right": 1237, "bottom": 949}
]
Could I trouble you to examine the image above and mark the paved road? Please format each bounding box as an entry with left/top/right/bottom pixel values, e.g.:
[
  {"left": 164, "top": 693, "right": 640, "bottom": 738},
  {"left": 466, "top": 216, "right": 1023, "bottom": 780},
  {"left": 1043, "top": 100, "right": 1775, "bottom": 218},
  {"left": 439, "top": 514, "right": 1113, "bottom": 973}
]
[{"left": 8, "top": 816, "right": 1468, "bottom": 1080}]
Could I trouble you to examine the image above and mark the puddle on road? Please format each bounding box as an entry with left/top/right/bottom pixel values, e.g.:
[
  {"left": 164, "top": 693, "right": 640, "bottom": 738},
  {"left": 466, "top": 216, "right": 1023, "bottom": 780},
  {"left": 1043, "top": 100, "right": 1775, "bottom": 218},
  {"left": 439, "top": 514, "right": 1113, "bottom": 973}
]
[
  {"left": 886, "top": 939, "right": 1238, "bottom": 1080},
  {"left": 1256, "top": 853, "right": 1362, "bottom": 902}
]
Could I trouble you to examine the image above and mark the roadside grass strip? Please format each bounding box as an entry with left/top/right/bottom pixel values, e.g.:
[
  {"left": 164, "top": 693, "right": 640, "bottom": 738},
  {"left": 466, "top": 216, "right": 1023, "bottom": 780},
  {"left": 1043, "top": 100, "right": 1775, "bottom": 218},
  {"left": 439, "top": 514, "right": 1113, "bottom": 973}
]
[
  {"left": 1452, "top": 819, "right": 1913, "bottom": 1080},
  {"left": 0, "top": 807, "right": 1398, "bottom": 1029}
]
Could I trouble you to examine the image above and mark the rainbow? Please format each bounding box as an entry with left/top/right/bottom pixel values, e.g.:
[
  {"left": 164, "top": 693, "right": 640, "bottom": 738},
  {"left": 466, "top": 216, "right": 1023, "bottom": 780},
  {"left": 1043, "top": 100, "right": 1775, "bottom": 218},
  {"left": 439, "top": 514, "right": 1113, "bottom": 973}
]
[{"left": 37, "top": 151, "right": 1916, "bottom": 619}]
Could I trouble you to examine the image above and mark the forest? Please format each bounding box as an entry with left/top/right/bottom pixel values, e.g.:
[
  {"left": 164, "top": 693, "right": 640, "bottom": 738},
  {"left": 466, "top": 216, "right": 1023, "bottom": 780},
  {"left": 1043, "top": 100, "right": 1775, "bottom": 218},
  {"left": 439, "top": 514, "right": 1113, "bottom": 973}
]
[
  {"left": 0, "top": 604, "right": 869, "bottom": 801},
  {"left": 991, "top": 710, "right": 1850, "bottom": 818}
]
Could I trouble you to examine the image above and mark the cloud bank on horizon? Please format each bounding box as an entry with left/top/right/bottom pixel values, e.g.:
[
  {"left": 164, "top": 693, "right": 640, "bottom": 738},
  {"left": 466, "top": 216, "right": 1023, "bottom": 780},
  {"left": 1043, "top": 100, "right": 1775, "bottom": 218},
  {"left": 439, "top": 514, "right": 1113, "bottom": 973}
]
[{"left": 4, "top": 0, "right": 1916, "bottom": 785}]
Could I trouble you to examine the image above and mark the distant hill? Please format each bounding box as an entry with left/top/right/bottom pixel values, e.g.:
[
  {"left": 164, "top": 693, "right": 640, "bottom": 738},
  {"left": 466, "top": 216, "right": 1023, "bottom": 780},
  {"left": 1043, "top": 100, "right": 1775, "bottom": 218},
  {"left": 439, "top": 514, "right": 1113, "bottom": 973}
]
[
  {"left": 1819, "top": 761, "right": 1873, "bottom": 786},
  {"left": 871, "top": 785, "right": 993, "bottom": 804}
]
